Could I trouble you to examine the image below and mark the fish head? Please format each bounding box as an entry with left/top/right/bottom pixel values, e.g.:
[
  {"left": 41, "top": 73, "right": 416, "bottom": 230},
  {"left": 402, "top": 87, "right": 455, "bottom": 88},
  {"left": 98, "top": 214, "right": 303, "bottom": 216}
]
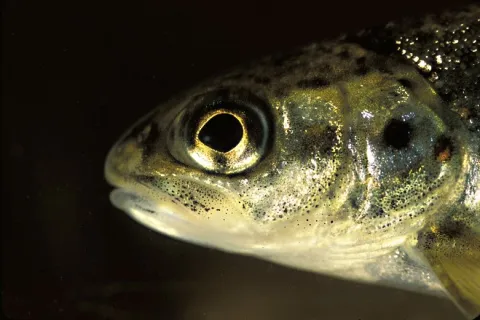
[{"left": 105, "top": 43, "right": 469, "bottom": 280}]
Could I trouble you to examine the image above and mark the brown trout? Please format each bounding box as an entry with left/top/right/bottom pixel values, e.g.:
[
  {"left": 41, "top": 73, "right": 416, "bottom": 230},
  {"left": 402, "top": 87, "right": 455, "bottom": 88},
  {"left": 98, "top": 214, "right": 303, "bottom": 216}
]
[{"left": 105, "top": 5, "right": 480, "bottom": 318}]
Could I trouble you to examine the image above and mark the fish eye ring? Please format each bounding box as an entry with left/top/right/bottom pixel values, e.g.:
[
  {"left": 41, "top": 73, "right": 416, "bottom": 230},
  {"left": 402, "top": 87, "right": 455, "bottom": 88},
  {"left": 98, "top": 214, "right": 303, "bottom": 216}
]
[{"left": 167, "top": 88, "right": 274, "bottom": 175}]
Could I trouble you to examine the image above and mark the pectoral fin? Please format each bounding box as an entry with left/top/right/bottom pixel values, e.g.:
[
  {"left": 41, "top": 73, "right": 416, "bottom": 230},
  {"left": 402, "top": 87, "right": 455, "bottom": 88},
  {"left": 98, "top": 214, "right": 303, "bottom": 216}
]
[{"left": 416, "top": 211, "right": 480, "bottom": 319}]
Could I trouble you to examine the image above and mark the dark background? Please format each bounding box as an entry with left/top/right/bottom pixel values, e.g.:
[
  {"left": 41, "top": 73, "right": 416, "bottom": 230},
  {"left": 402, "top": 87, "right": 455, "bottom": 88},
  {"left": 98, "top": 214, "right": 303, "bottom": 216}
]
[{"left": 2, "top": 1, "right": 473, "bottom": 319}]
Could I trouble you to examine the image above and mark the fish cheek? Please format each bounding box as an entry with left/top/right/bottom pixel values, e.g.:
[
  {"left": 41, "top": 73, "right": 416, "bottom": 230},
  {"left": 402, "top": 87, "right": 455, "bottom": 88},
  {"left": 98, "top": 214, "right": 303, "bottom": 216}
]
[
  {"left": 343, "top": 73, "right": 465, "bottom": 226},
  {"left": 300, "top": 124, "right": 340, "bottom": 158}
]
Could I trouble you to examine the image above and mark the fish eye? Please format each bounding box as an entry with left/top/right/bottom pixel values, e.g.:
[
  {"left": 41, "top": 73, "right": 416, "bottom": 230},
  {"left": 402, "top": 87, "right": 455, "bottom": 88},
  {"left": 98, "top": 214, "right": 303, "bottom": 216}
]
[
  {"left": 167, "top": 88, "right": 273, "bottom": 175},
  {"left": 383, "top": 119, "right": 413, "bottom": 150},
  {"left": 198, "top": 113, "right": 243, "bottom": 153}
]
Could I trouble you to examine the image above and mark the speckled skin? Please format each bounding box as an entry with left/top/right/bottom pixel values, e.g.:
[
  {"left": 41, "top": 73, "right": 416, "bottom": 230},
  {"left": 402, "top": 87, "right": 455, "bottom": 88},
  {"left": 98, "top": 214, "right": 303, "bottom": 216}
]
[
  {"left": 351, "top": 5, "right": 479, "bottom": 133},
  {"left": 105, "top": 5, "right": 479, "bottom": 318}
]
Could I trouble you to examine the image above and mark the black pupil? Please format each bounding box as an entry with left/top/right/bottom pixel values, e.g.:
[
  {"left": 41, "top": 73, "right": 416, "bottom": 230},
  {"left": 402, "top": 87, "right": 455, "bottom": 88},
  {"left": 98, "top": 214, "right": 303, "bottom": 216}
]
[
  {"left": 199, "top": 113, "right": 243, "bottom": 152},
  {"left": 383, "top": 119, "right": 412, "bottom": 149}
]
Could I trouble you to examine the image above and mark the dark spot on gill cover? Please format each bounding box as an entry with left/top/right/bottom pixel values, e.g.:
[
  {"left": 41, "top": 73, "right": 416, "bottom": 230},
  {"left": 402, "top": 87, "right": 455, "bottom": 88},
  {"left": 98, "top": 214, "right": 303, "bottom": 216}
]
[{"left": 383, "top": 119, "right": 412, "bottom": 149}]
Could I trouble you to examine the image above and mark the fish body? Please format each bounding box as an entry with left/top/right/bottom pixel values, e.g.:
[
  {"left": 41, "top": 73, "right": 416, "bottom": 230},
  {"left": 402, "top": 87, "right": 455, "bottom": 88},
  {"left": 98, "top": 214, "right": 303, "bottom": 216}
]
[{"left": 105, "top": 5, "right": 480, "bottom": 318}]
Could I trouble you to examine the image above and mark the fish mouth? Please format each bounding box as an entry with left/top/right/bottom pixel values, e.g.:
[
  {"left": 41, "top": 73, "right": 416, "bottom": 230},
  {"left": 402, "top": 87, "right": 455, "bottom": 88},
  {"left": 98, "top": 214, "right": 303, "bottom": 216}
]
[
  {"left": 104, "top": 135, "right": 265, "bottom": 253},
  {"left": 107, "top": 178, "right": 262, "bottom": 254},
  {"left": 109, "top": 188, "right": 206, "bottom": 239}
]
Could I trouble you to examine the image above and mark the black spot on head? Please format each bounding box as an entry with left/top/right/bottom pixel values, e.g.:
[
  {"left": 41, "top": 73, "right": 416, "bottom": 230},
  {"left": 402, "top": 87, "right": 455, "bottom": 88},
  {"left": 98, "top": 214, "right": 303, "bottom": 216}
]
[
  {"left": 383, "top": 119, "right": 412, "bottom": 149},
  {"left": 398, "top": 78, "right": 414, "bottom": 89},
  {"left": 296, "top": 77, "right": 329, "bottom": 89}
]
